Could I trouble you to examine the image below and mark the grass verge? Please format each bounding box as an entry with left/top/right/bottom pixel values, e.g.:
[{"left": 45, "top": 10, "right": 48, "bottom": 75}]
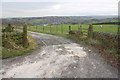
[
  {"left": 2, "top": 35, "right": 39, "bottom": 59},
  {"left": 66, "top": 34, "right": 119, "bottom": 67}
]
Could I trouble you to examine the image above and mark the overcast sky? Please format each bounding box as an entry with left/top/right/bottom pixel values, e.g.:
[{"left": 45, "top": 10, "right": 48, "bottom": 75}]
[{"left": 1, "top": 0, "right": 119, "bottom": 18}]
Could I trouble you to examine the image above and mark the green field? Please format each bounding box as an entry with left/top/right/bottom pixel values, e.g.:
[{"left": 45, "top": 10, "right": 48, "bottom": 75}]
[{"left": 26, "top": 24, "right": 118, "bottom": 35}]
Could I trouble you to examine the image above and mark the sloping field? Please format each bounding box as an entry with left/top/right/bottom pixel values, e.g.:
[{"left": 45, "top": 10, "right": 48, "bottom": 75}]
[{"left": 27, "top": 24, "right": 118, "bottom": 34}]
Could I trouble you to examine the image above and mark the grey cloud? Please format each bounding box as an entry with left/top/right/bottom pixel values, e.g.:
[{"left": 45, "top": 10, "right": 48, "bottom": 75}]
[
  {"left": 1, "top": 1, "right": 118, "bottom": 18},
  {"left": 2, "top": 2, "right": 60, "bottom": 10}
]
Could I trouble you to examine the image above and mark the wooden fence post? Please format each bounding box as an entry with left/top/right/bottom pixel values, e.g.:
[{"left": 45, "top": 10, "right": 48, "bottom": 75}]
[
  {"left": 88, "top": 24, "right": 93, "bottom": 39},
  {"left": 78, "top": 25, "right": 83, "bottom": 35},
  {"left": 78, "top": 25, "right": 82, "bottom": 31},
  {"left": 69, "top": 26, "right": 71, "bottom": 31},
  {"left": 43, "top": 26, "right": 44, "bottom": 32},
  {"left": 56, "top": 25, "right": 58, "bottom": 33},
  {"left": 23, "top": 24, "right": 28, "bottom": 47},
  {"left": 36, "top": 26, "right": 37, "bottom": 31},
  {"left": 61, "top": 24, "right": 63, "bottom": 33},
  {"left": 50, "top": 25, "right": 51, "bottom": 32}
]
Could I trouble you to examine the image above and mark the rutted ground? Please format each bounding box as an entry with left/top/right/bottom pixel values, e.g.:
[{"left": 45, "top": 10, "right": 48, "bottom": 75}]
[{"left": 2, "top": 31, "right": 118, "bottom": 78}]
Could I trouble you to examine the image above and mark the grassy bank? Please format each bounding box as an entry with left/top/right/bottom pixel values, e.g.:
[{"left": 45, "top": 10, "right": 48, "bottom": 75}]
[
  {"left": 66, "top": 34, "right": 119, "bottom": 67},
  {"left": 2, "top": 32, "right": 38, "bottom": 59}
]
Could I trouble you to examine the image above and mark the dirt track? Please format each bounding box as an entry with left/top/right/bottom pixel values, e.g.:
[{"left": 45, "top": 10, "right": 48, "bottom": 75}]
[{"left": 2, "top": 31, "right": 118, "bottom": 78}]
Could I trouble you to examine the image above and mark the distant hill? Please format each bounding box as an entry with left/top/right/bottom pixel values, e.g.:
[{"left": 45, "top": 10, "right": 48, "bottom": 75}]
[{"left": 2, "top": 16, "right": 118, "bottom": 26}]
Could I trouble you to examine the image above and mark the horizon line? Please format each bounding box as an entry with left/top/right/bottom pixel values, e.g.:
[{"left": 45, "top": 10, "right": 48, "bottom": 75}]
[{"left": 1, "top": 15, "right": 118, "bottom": 19}]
